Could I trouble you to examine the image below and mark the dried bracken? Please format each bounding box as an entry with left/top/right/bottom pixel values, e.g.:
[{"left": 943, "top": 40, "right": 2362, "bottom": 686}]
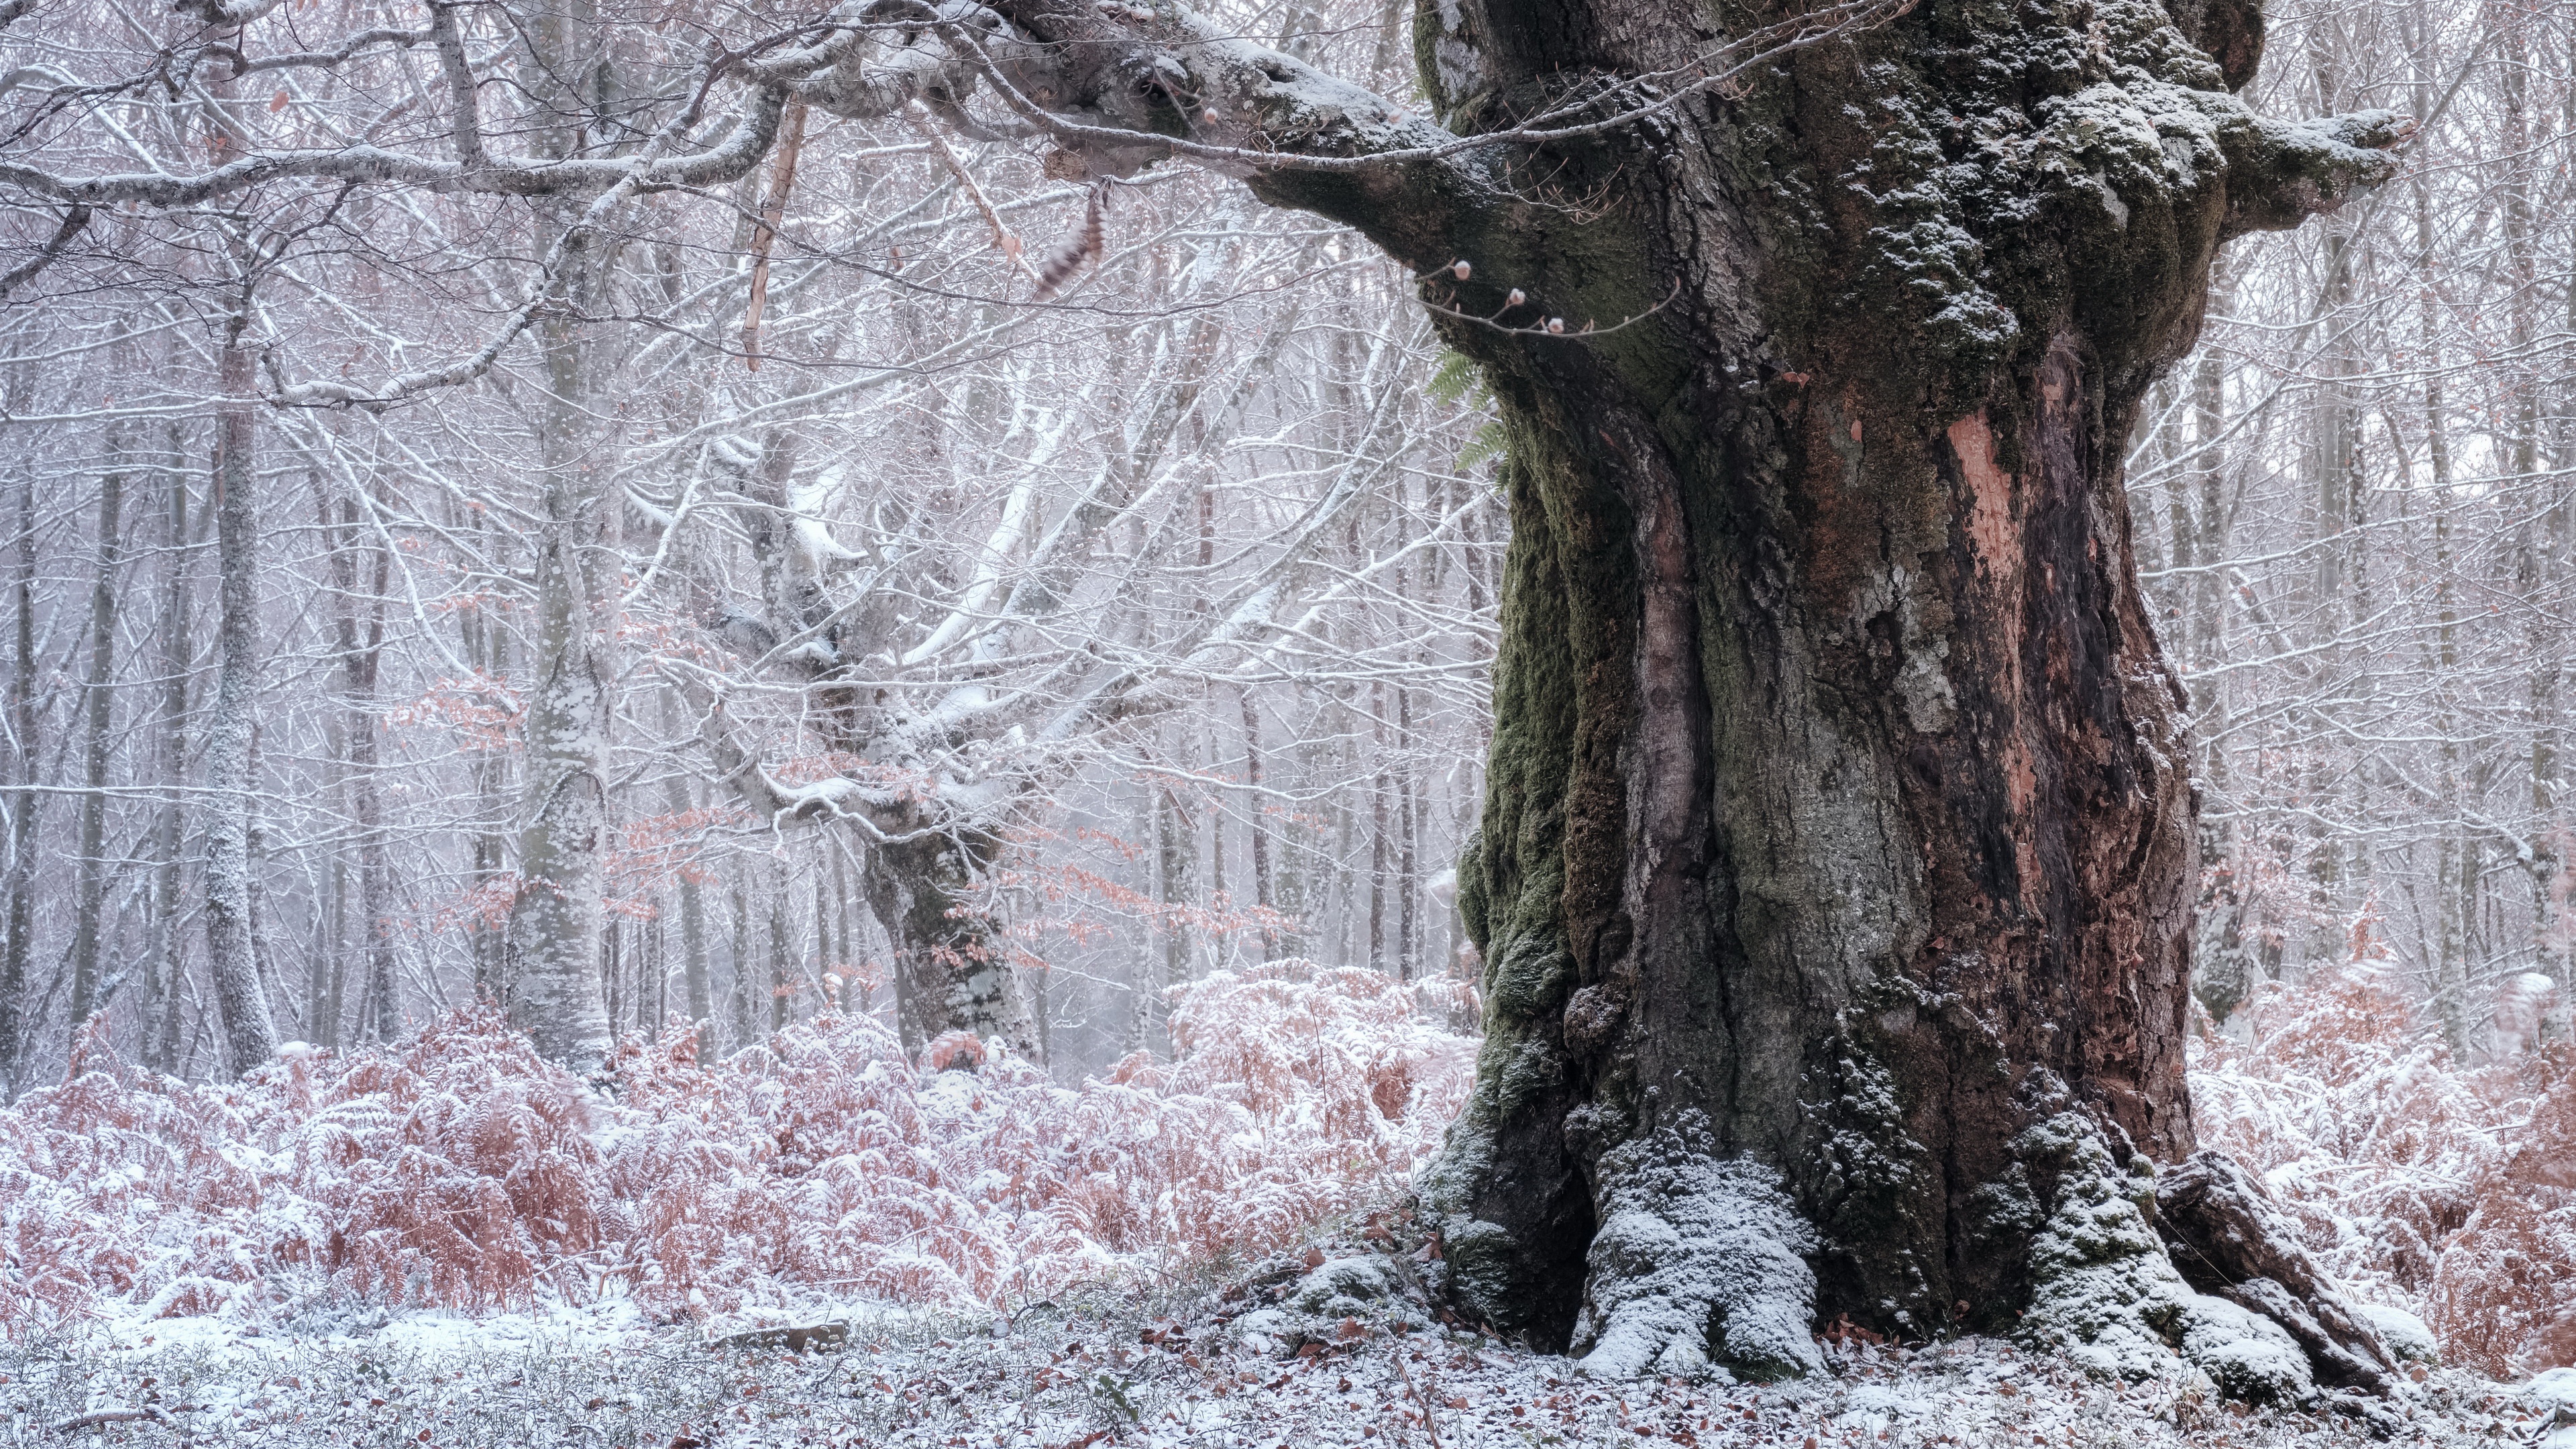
[
  {"left": 2195, "top": 955, "right": 2576, "bottom": 1377},
  {"left": 0, "top": 963, "right": 1473, "bottom": 1332}
]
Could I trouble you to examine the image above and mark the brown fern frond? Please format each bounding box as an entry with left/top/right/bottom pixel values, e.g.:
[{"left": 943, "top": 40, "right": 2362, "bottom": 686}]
[{"left": 1028, "top": 182, "right": 1108, "bottom": 304}]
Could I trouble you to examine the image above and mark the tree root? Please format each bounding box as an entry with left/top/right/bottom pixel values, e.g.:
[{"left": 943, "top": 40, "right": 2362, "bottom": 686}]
[{"left": 2153, "top": 1150, "right": 2400, "bottom": 1397}]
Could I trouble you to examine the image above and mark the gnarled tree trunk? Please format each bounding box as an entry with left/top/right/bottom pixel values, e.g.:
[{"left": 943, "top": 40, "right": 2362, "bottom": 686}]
[
  {"left": 859, "top": 824, "right": 1039, "bottom": 1059},
  {"left": 1087, "top": 0, "right": 2402, "bottom": 1393}
]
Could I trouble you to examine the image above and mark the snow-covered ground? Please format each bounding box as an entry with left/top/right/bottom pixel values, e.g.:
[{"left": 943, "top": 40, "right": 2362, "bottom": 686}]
[{"left": 7, "top": 1260, "right": 2571, "bottom": 1449}]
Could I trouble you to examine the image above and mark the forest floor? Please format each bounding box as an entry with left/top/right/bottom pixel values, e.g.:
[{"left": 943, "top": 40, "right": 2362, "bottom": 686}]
[{"left": 5, "top": 1240, "right": 2571, "bottom": 1449}]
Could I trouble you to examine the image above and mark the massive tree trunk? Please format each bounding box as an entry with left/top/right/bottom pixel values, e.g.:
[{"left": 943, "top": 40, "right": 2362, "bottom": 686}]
[
  {"left": 843, "top": 0, "right": 2404, "bottom": 1393},
  {"left": 1267, "top": 0, "right": 2406, "bottom": 1390},
  {"left": 1276, "top": 0, "right": 2400, "bottom": 1383},
  {"left": 859, "top": 824, "right": 1040, "bottom": 1059}
]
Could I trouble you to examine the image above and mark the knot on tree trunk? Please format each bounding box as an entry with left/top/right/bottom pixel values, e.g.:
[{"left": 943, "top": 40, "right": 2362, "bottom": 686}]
[{"left": 2153, "top": 1149, "right": 2402, "bottom": 1399}]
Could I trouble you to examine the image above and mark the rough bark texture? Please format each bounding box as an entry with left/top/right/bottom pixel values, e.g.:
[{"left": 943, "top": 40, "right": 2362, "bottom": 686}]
[
  {"left": 1232, "top": 0, "right": 2392, "bottom": 1381},
  {"left": 861, "top": 826, "right": 1041, "bottom": 1059},
  {"left": 2155, "top": 1150, "right": 2399, "bottom": 1393}
]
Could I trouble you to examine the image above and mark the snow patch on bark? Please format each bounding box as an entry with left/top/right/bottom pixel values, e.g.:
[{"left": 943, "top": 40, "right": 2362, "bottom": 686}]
[{"left": 1572, "top": 1132, "right": 1821, "bottom": 1381}]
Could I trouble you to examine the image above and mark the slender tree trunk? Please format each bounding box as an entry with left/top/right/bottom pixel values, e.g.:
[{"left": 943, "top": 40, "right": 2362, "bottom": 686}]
[
  {"left": 348, "top": 625, "right": 396, "bottom": 1044},
  {"left": 315, "top": 479, "right": 396, "bottom": 1045},
  {"left": 1240, "top": 689, "right": 1273, "bottom": 957},
  {"left": 203, "top": 311, "right": 278, "bottom": 1077},
  {"left": 498, "top": 316, "right": 614, "bottom": 1071},
  {"left": 68, "top": 441, "right": 126, "bottom": 1036},
  {"left": 728, "top": 875, "right": 751, "bottom": 1053},
  {"left": 2497, "top": 7, "right": 2564, "bottom": 989},
  {"left": 1396, "top": 670, "right": 1419, "bottom": 981},
  {"left": 143, "top": 424, "right": 193, "bottom": 1077},
  {"left": 2184, "top": 310, "right": 2254, "bottom": 1022},
  {"left": 1368, "top": 680, "right": 1390, "bottom": 971},
  {"left": 765, "top": 865, "right": 790, "bottom": 1034},
  {"left": 660, "top": 767, "right": 712, "bottom": 1026},
  {"left": 317, "top": 813, "right": 343, "bottom": 1049},
  {"left": 494, "top": 0, "right": 618, "bottom": 1068},
  {"left": 1, "top": 462, "right": 38, "bottom": 1099},
  {"left": 462, "top": 581, "right": 508, "bottom": 1002}
]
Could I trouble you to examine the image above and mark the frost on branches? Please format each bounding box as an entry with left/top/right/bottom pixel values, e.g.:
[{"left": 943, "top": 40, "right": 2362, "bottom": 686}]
[{"left": 0, "top": 963, "right": 1474, "bottom": 1334}]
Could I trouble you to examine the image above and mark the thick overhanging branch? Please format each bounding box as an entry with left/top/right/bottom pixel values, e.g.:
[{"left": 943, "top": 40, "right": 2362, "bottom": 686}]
[
  {"left": 4, "top": 0, "right": 1889, "bottom": 272},
  {"left": 2220, "top": 109, "right": 2412, "bottom": 239}
]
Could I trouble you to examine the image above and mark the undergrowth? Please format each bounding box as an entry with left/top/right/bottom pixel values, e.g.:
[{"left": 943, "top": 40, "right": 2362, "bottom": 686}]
[
  {"left": 0, "top": 960, "right": 1475, "bottom": 1334},
  {"left": 2195, "top": 955, "right": 2576, "bottom": 1377}
]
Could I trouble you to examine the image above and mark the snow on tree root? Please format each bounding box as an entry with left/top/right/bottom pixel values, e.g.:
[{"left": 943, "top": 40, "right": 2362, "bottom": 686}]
[
  {"left": 1570, "top": 1134, "right": 1822, "bottom": 1382},
  {"left": 2016, "top": 1114, "right": 2314, "bottom": 1407}
]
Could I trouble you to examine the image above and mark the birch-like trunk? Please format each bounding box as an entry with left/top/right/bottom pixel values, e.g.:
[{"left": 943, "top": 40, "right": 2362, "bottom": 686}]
[{"left": 203, "top": 314, "right": 278, "bottom": 1077}]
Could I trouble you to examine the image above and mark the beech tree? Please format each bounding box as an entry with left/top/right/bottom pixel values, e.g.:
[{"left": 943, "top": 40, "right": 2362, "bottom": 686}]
[{"left": 1, "top": 0, "right": 2426, "bottom": 1390}]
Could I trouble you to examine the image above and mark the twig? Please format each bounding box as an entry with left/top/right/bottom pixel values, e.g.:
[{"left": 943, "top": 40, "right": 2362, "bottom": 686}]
[
  {"left": 902, "top": 101, "right": 1044, "bottom": 287},
  {"left": 52, "top": 1407, "right": 171, "bottom": 1432},
  {"left": 1389, "top": 1342, "right": 1444, "bottom": 1449}
]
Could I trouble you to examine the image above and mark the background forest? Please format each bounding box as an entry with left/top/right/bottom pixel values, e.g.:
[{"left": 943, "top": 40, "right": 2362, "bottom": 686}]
[{"left": 1, "top": 0, "right": 2573, "bottom": 1387}]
